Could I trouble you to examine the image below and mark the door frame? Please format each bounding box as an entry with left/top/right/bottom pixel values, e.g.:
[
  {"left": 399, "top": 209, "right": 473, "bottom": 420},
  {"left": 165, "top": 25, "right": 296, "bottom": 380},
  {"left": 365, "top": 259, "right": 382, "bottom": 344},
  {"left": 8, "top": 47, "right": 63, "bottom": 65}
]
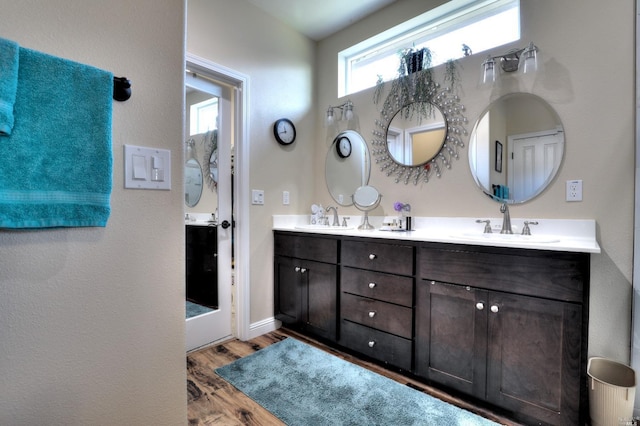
[{"left": 186, "top": 53, "right": 251, "bottom": 341}]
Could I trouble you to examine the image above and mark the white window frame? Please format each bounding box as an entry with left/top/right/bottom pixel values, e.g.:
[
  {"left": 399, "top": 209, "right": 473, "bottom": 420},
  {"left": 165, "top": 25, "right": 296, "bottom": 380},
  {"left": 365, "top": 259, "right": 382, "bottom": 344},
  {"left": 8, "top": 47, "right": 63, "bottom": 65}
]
[
  {"left": 339, "top": 0, "right": 520, "bottom": 97},
  {"left": 189, "top": 97, "right": 219, "bottom": 136}
]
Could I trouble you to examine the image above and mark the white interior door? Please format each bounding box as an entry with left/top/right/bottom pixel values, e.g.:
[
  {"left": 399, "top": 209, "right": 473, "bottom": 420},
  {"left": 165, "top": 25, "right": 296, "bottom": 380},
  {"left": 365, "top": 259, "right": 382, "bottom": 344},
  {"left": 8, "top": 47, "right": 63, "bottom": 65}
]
[
  {"left": 185, "top": 69, "right": 233, "bottom": 351},
  {"left": 508, "top": 130, "right": 563, "bottom": 201}
]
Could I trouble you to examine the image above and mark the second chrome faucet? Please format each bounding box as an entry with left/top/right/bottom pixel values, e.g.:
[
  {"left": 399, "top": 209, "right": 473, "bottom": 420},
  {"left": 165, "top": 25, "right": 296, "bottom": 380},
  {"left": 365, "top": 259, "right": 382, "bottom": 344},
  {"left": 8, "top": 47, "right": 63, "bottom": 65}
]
[{"left": 500, "top": 203, "right": 512, "bottom": 234}]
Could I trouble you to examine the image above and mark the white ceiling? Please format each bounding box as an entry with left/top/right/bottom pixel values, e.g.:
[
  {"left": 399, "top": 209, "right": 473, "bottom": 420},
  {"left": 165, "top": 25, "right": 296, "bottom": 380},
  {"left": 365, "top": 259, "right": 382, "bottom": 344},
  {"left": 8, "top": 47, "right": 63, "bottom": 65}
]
[{"left": 246, "top": 0, "right": 397, "bottom": 41}]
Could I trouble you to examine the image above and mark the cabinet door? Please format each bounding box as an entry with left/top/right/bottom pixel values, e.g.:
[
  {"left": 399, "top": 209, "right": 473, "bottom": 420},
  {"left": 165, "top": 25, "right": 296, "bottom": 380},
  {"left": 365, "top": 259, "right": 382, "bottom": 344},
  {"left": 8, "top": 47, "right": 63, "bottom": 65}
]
[
  {"left": 303, "top": 259, "right": 337, "bottom": 341},
  {"left": 186, "top": 225, "right": 218, "bottom": 308},
  {"left": 274, "top": 256, "right": 302, "bottom": 325},
  {"left": 486, "top": 292, "right": 582, "bottom": 425},
  {"left": 415, "top": 280, "right": 488, "bottom": 397}
]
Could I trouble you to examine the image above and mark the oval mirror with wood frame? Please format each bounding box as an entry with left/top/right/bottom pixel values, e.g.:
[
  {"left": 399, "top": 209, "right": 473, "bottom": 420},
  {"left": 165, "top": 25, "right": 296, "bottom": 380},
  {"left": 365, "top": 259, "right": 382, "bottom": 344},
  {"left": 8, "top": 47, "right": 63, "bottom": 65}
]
[{"left": 468, "top": 93, "right": 564, "bottom": 204}]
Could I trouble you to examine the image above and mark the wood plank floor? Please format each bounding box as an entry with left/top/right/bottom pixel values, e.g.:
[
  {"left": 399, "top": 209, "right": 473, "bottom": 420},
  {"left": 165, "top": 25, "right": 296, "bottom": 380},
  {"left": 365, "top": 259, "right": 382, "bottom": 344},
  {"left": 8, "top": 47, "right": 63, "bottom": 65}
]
[{"left": 186, "top": 328, "right": 522, "bottom": 425}]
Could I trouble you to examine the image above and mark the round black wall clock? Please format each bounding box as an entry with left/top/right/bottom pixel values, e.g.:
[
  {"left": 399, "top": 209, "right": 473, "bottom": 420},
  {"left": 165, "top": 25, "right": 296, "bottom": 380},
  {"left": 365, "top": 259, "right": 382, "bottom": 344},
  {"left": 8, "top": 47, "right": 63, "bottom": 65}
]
[
  {"left": 273, "top": 118, "right": 296, "bottom": 145},
  {"left": 336, "top": 136, "right": 352, "bottom": 158}
]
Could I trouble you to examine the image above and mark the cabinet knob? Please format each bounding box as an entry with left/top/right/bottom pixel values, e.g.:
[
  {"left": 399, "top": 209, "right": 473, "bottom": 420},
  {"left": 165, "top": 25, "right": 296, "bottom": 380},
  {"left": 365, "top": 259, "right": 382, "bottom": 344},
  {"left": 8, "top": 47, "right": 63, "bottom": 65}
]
[
  {"left": 368, "top": 311, "right": 376, "bottom": 318},
  {"left": 476, "top": 302, "right": 485, "bottom": 310},
  {"left": 369, "top": 254, "right": 377, "bottom": 260},
  {"left": 368, "top": 340, "right": 376, "bottom": 348},
  {"left": 300, "top": 268, "right": 307, "bottom": 274},
  {"left": 490, "top": 305, "right": 499, "bottom": 313},
  {"left": 294, "top": 266, "right": 300, "bottom": 272},
  {"left": 431, "top": 281, "right": 436, "bottom": 285},
  {"left": 368, "top": 282, "right": 376, "bottom": 289}
]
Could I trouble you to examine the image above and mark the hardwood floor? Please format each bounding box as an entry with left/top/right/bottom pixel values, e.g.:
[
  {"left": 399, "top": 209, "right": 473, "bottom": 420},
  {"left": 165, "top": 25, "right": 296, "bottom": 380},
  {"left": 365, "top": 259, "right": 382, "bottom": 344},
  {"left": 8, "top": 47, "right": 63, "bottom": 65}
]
[{"left": 186, "top": 328, "right": 522, "bottom": 425}]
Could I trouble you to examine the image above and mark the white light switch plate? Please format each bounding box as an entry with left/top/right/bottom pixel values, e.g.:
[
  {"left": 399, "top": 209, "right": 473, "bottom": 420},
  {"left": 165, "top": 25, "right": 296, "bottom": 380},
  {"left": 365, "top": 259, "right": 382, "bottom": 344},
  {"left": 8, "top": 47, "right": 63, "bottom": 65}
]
[
  {"left": 252, "top": 189, "right": 265, "bottom": 205},
  {"left": 124, "top": 145, "right": 171, "bottom": 190}
]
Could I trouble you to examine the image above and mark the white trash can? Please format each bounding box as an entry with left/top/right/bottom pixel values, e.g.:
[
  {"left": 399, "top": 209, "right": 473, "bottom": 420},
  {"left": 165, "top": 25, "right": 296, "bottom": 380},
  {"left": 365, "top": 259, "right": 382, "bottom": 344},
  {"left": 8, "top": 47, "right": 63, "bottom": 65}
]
[{"left": 588, "top": 357, "right": 636, "bottom": 426}]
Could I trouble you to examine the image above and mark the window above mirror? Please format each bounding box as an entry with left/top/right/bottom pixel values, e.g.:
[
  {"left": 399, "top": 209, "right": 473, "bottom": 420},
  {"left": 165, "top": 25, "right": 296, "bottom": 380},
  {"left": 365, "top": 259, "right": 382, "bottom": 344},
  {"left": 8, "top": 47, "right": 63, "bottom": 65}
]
[{"left": 339, "top": 0, "right": 520, "bottom": 97}]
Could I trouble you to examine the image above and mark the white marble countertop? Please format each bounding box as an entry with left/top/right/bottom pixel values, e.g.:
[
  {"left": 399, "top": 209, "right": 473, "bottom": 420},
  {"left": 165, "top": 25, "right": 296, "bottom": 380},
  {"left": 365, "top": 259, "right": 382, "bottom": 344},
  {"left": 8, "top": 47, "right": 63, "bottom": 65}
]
[{"left": 273, "top": 215, "right": 601, "bottom": 254}]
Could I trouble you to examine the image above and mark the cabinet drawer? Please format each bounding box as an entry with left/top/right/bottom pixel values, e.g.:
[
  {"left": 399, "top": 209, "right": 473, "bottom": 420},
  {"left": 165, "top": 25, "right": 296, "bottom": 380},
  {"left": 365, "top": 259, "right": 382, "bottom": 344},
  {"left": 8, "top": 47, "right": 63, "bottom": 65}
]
[
  {"left": 418, "top": 244, "right": 588, "bottom": 303},
  {"left": 342, "top": 239, "right": 413, "bottom": 275},
  {"left": 340, "top": 320, "right": 412, "bottom": 371},
  {"left": 274, "top": 232, "right": 338, "bottom": 264},
  {"left": 341, "top": 293, "right": 413, "bottom": 338},
  {"left": 341, "top": 267, "right": 413, "bottom": 307}
]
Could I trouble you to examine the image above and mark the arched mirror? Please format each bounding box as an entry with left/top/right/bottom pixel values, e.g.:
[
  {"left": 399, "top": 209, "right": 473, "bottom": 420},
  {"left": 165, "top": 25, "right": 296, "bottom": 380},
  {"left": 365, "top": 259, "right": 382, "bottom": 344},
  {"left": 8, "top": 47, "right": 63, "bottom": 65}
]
[
  {"left": 468, "top": 93, "right": 564, "bottom": 204},
  {"left": 387, "top": 102, "right": 447, "bottom": 166},
  {"left": 325, "top": 130, "right": 370, "bottom": 206},
  {"left": 184, "top": 158, "right": 203, "bottom": 207}
]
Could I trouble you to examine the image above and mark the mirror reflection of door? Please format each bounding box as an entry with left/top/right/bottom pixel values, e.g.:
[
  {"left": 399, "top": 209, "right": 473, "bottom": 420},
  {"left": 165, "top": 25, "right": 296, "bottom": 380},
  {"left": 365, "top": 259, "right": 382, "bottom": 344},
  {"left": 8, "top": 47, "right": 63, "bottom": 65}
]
[
  {"left": 508, "top": 130, "right": 563, "bottom": 201},
  {"left": 185, "top": 68, "right": 233, "bottom": 351}
]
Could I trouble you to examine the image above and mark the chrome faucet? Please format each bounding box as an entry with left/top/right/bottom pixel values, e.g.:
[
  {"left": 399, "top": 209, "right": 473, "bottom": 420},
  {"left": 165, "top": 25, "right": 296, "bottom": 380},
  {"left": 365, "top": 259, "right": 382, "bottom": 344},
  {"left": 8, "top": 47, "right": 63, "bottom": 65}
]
[
  {"left": 500, "top": 203, "right": 513, "bottom": 234},
  {"left": 326, "top": 206, "right": 339, "bottom": 226}
]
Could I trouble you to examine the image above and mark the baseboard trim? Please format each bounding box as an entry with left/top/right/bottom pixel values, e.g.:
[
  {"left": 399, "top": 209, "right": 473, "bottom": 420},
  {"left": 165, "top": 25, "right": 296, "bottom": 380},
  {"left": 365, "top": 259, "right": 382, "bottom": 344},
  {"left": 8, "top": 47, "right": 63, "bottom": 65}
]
[{"left": 246, "top": 317, "right": 281, "bottom": 340}]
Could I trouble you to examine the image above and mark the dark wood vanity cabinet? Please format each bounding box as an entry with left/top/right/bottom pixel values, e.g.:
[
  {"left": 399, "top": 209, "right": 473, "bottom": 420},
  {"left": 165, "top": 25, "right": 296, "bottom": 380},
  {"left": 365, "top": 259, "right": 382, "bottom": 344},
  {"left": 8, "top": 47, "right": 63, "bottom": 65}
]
[
  {"left": 274, "top": 232, "right": 338, "bottom": 341},
  {"left": 338, "top": 239, "right": 414, "bottom": 371},
  {"left": 415, "top": 243, "right": 589, "bottom": 426},
  {"left": 273, "top": 232, "right": 590, "bottom": 425},
  {"left": 186, "top": 225, "right": 218, "bottom": 308}
]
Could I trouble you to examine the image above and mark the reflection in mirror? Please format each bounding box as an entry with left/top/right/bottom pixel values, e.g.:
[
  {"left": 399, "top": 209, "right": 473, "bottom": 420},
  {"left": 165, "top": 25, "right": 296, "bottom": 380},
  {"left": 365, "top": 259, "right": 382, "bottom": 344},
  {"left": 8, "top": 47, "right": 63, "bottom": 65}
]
[
  {"left": 468, "top": 93, "right": 564, "bottom": 204},
  {"left": 326, "top": 130, "right": 370, "bottom": 206},
  {"left": 185, "top": 157, "right": 203, "bottom": 207},
  {"left": 352, "top": 185, "right": 381, "bottom": 230},
  {"left": 204, "top": 130, "right": 218, "bottom": 191},
  {"left": 387, "top": 102, "right": 447, "bottom": 166}
]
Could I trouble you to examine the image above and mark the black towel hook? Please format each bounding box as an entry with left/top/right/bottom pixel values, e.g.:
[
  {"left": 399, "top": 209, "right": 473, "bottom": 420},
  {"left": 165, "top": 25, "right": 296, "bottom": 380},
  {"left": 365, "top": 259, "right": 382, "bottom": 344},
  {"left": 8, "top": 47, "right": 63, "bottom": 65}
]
[{"left": 113, "top": 76, "right": 131, "bottom": 101}]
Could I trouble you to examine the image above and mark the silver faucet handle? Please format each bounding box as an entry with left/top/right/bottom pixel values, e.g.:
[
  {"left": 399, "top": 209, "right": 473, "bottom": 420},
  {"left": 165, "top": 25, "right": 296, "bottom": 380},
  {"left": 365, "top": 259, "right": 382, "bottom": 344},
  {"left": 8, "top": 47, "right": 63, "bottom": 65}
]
[
  {"left": 342, "top": 217, "right": 350, "bottom": 227},
  {"left": 475, "top": 219, "right": 492, "bottom": 233},
  {"left": 521, "top": 220, "right": 539, "bottom": 235}
]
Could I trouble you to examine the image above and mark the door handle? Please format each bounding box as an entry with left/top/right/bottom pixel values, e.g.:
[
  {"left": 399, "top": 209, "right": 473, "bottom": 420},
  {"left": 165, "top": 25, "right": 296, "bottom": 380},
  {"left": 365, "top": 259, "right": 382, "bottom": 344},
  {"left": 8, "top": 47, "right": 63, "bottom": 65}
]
[{"left": 220, "top": 220, "right": 231, "bottom": 229}]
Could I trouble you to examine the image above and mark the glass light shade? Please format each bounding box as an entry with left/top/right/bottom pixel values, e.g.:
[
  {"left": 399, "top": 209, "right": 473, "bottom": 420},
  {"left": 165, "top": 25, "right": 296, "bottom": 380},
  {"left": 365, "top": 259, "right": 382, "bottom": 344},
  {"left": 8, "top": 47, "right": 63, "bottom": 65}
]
[
  {"left": 521, "top": 42, "right": 538, "bottom": 74},
  {"left": 481, "top": 56, "right": 497, "bottom": 85},
  {"left": 325, "top": 108, "right": 335, "bottom": 127},
  {"left": 344, "top": 104, "right": 353, "bottom": 121}
]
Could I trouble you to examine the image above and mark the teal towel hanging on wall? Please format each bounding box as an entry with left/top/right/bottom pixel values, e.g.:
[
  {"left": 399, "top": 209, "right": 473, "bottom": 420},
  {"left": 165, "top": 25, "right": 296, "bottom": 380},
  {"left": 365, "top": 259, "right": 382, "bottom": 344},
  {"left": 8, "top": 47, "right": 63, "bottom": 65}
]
[
  {"left": 0, "top": 37, "right": 19, "bottom": 136},
  {"left": 0, "top": 40, "right": 113, "bottom": 228}
]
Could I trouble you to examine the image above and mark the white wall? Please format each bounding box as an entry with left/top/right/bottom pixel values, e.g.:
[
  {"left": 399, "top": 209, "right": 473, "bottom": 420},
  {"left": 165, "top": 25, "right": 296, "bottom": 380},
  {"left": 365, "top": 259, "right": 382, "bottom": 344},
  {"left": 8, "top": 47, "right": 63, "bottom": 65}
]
[
  {"left": 316, "top": 0, "right": 635, "bottom": 362},
  {"left": 0, "top": 1, "right": 187, "bottom": 425}
]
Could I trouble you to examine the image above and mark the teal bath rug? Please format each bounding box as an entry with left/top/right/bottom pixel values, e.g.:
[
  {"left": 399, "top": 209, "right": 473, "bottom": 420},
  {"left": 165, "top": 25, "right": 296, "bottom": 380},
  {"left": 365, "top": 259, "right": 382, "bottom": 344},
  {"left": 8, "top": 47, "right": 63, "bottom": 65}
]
[{"left": 215, "top": 338, "right": 499, "bottom": 426}]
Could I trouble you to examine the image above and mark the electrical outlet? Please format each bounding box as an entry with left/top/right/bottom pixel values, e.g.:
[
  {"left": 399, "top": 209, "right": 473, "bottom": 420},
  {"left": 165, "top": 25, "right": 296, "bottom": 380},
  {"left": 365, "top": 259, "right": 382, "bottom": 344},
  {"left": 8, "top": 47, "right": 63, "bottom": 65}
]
[
  {"left": 566, "top": 180, "right": 583, "bottom": 202},
  {"left": 282, "top": 191, "right": 290, "bottom": 205}
]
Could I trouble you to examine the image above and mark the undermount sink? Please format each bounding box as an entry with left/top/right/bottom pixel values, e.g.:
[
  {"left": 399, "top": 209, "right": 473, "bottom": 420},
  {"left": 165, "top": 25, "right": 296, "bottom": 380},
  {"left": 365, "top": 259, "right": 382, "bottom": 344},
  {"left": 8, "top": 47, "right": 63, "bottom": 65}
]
[
  {"left": 295, "top": 224, "right": 355, "bottom": 231},
  {"left": 451, "top": 233, "right": 561, "bottom": 244}
]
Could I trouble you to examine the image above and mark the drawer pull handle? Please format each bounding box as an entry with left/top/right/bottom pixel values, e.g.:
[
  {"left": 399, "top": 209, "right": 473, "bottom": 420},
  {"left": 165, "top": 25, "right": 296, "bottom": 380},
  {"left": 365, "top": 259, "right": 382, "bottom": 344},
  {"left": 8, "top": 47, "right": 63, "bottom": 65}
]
[
  {"left": 476, "top": 302, "right": 485, "bottom": 310},
  {"left": 300, "top": 268, "right": 307, "bottom": 274},
  {"left": 294, "top": 267, "right": 300, "bottom": 272},
  {"left": 368, "top": 311, "right": 376, "bottom": 318},
  {"left": 369, "top": 254, "right": 377, "bottom": 260},
  {"left": 368, "top": 282, "right": 376, "bottom": 289},
  {"left": 490, "top": 305, "right": 499, "bottom": 313},
  {"left": 368, "top": 340, "right": 376, "bottom": 348}
]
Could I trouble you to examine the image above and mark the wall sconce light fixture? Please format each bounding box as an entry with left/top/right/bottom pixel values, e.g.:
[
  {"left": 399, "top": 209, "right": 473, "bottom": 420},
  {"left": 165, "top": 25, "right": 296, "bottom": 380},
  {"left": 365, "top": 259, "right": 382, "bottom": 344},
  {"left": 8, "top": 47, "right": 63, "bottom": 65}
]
[
  {"left": 481, "top": 42, "right": 539, "bottom": 85},
  {"left": 325, "top": 100, "right": 355, "bottom": 127}
]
